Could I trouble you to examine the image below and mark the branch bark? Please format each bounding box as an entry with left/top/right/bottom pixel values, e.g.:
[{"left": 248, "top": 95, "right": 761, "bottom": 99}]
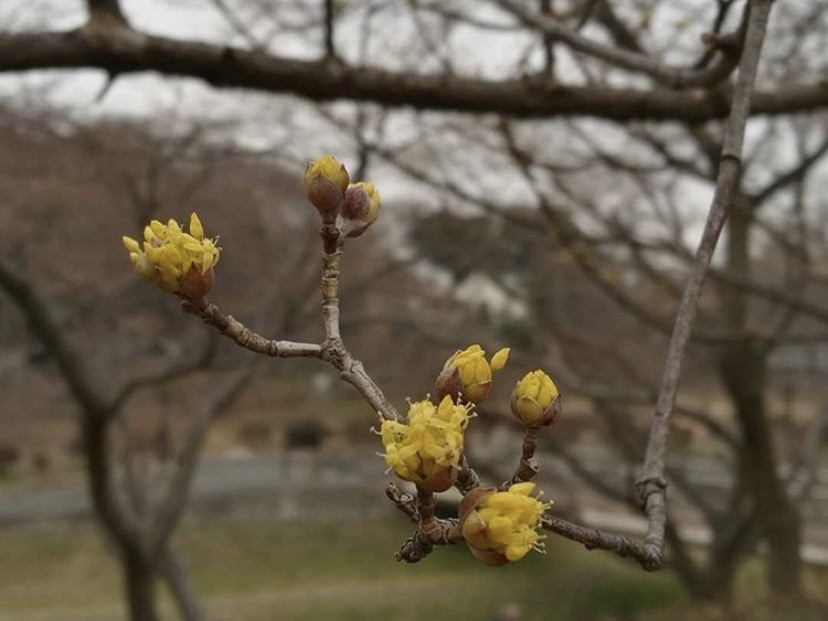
[
  {"left": 636, "top": 0, "right": 774, "bottom": 571},
  {"left": 0, "top": 26, "right": 823, "bottom": 121}
]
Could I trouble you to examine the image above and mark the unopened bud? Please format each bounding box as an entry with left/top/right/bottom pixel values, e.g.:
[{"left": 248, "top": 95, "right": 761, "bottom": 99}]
[
  {"left": 511, "top": 370, "right": 560, "bottom": 427},
  {"left": 304, "top": 155, "right": 350, "bottom": 219},
  {"left": 340, "top": 182, "right": 381, "bottom": 238}
]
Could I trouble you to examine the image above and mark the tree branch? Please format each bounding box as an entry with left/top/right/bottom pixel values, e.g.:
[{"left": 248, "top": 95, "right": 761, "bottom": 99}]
[
  {"left": 0, "top": 27, "right": 824, "bottom": 121},
  {"left": 496, "top": 0, "right": 744, "bottom": 88},
  {"left": 636, "top": 0, "right": 774, "bottom": 571},
  {"left": 181, "top": 297, "right": 322, "bottom": 358}
]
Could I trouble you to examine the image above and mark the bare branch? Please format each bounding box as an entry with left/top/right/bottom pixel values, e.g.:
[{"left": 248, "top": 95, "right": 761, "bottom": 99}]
[
  {"left": 636, "top": 0, "right": 774, "bottom": 570},
  {"left": 181, "top": 297, "right": 322, "bottom": 358},
  {"left": 0, "top": 28, "right": 824, "bottom": 121},
  {"left": 324, "top": 0, "right": 336, "bottom": 58},
  {"left": 496, "top": 0, "right": 744, "bottom": 88},
  {"left": 112, "top": 335, "right": 217, "bottom": 411},
  {"left": 149, "top": 366, "right": 255, "bottom": 551},
  {"left": 0, "top": 259, "right": 112, "bottom": 416},
  {"left": 86, "top": 0, "right": 127, "bottom": 26},
  {"left": 0, "top": 259, "right": 143, "bottom": 548}
]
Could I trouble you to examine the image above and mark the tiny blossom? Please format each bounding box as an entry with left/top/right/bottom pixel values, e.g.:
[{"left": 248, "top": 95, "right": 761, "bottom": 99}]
[
  {"left": 379, "top": 395, "right": 470, "bottom": 491},
  {"left": 122, "top": 212, "right": 219, "bottom": 297},
  {"left": 436, "top": 344, "right": 510, "bottom": 404},
  {"left": 462, "top": 482, "right": 551, "bottom": 563}
]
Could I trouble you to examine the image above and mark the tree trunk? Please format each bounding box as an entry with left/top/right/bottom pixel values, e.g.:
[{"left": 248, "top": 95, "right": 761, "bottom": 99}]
[
  {"left": 719, "top": 197, "right": 801, "bottom": 595},
  {"left": 160, "top": 548, "right": 207, "bottom": 621},
  {"left": 123, "top": 552, "right": 160, "bottom": 621},
  {"left": 720, "top": 343, "right": 801, "bottom": 594}
]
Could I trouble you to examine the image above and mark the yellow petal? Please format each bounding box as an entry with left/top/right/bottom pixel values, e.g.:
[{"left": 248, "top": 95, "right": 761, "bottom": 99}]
[
  {"left": 122, "top": 236, "right": 140, "bottom": 253},
  {"left": 490, "top": 348, "right": 510, "bottom": 371},
  {"left": 189, "top": 212, "right": 204, "bottom": 239},
  {"left": 150, "top": 220, "right": 166, "bottom": 238},
  {"left": 509, "top": 482, "right": 536, "bottom": 496}
]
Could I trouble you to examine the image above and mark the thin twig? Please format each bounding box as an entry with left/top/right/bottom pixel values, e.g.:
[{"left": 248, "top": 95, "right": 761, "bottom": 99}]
[
  {"left": 509, "top": 426, "right": 541, "bottom": 486},
  {"left": 181, "top": 297, "right": 322, "bottom": 358},
  {"left": 496, "top": 0, "right": 745, "bottom": 88},
  {"left": 636, "top": 0, "right": 774, "bottom": 570}
]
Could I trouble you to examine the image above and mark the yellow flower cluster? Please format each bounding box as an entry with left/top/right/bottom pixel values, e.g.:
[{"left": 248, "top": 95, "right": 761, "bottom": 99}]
[
  {"left": 122, "top": 213, "right": 220, "bottom": 297},
  {"left": 380, "top": 395, "right": 470, "bottom": 492},
  {"left": 461, "top": 482, "right": 549, "bottom": 564},
  {"left": 512, "top": 370, "right": 559, "bottom": 426},
  {"left": 437, "top": 344, "right": 509, "bottom": 404}
]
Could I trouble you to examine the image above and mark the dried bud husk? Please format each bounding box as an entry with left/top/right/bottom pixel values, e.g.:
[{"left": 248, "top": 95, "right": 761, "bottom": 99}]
[
  {"left": 179, "top": 263, "right": 215, "bottom": 300},
  {"left": 434, "top": 365, "right": 470, "bottom": 404},
  {"left": 416, "top": 466, "right": 458, "bottom": 494}
]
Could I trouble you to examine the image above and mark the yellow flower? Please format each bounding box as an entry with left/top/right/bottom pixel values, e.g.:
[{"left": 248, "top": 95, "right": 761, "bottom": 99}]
[
  {"left": 340, "top": 181, "right": 382, "bottom": 238},
  {"left": 460, "top": 482, "right": 550, "bottom": 565},
  {"left": 511, "top": 370, "right": 560, "bottom": 427},
  {"left": 379, "top": 395, "right": 470, "bottom": 492},
  {"left": 304, "top": 155, "right": 350, "bottom": 218},
  {"left": 122, "top": 212, "right": 220, "bottom": 298},
  {"left": 435, "top": 344, "right": 510, "bottom": 404}
]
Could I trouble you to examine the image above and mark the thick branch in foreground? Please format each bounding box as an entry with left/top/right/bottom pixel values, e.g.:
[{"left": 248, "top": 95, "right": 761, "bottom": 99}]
[{"left": 0, "top": 27, "right": 824, "bottom": 121}]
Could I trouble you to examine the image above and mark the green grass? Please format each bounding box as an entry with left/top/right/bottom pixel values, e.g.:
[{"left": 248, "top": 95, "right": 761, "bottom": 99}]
[{"left": 0, "top": 517, "right": 685, "bottom": 621}]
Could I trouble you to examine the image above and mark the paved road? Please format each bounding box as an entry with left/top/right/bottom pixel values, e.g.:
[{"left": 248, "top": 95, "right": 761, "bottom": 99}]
[
  {"left": 0, "top": 451, "right": 391, "bottom": 524},
  {"left": 1, "top": 448, "right": 826, "bottom": 564}
]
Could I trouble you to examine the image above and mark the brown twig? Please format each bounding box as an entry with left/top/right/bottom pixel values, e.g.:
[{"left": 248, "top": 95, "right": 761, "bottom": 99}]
[
  {"left": 636, "top": 0, "right": 774, "bottom": 570},
  {"left": 509, "top": 425, "right": 541, "bottom": 486},
  {"left": 385, "top": 483, "right": 419, "bottom": 523},
  {"left": 181, "top": 297, "right": 322, "bottom": 358},
  {"left": 395, "top": 487, "right": 463, "bottom": 563},
  {"left": 496, "top": 0, "right": 745, "bottom": 88},
  {"left": 455, "top": 455, "right": 482, "bottom": 494}
]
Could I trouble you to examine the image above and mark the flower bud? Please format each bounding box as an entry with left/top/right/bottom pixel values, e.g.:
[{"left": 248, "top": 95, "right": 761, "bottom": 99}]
[
  {"left": 304, "top": 155, "right": 350, "bottom": 219},
  {"left": 340, "top": 182, "right": 382, "bottom": 238},
  {"left": 459, "top": 482, "right": 550, "bottom": 565},
  {"left": 435, "top": 344, "right": 510, "bottom": 405},
  {"left": 511, "top": 370, "right": 560, "bottom": 427}
]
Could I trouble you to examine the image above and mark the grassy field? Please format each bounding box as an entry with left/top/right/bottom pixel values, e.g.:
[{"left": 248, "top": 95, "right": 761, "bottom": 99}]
[
  {"left": 1, "top": 516, "right": 826, "bottom": 621},
  {"left": 0, "top": 516, "right": 685, "bottom": 621}
]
